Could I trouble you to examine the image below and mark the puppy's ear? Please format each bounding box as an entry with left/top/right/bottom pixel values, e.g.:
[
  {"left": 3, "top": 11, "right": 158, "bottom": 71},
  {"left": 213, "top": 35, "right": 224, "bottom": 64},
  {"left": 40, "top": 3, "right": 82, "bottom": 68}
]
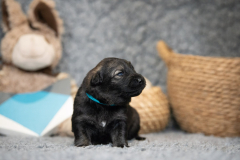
[
  {"left": 128, "top": 61, "right": 134, "bottom": 70},
  {"left": 91, "top": 71, "right": 103, "bottom": 86}
]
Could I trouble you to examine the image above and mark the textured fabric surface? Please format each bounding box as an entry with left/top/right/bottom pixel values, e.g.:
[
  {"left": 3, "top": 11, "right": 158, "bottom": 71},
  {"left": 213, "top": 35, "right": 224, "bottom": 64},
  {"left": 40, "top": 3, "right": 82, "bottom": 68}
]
[
  {"left": 0, "top": 130, "right": 240, "bottom": 160},
  {"left": 1, "top": 0, "right": 240, "bottom": 92}
]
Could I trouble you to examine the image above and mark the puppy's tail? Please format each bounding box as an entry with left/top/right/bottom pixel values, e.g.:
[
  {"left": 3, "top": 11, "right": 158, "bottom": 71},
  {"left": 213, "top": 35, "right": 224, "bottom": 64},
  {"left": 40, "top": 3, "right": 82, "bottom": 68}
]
[{"left": 135, "top": 135, "right": 146, "bottom": 141}]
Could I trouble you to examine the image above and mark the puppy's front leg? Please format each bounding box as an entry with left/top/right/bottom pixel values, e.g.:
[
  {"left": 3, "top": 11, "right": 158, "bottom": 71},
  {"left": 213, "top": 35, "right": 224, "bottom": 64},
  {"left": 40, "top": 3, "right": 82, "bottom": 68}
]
[
  {"left": 74, "top": 127, "right": 91, "bottom": 147},
  {"left": 110, "top": 121, "right": 128, "bottom": 148},
  {"left": 74, "top": 126, "right": 91, "bottom": 147},
  {"left": 72, "top": 122, "right": 91, "bottom": 147}
]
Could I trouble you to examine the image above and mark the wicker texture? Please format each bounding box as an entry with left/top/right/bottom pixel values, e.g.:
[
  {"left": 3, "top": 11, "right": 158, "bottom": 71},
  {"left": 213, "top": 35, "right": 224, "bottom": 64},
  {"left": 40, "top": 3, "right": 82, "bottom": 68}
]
[
  {"left": 130, "top": 87, "right": 170, "bottom": 134},
  {"left": 157, "top": 40, "right": 240, "bottom": 137}
]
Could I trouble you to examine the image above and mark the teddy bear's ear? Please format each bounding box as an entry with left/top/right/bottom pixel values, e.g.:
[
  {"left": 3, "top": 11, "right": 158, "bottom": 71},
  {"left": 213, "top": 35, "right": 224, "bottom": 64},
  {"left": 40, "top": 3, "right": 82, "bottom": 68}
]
[
  {"left": 28, "top": 0, "right": 64, "bottom": 37},
  {"left": 1, "top": 0, "right": 28, "bottom": 32}
]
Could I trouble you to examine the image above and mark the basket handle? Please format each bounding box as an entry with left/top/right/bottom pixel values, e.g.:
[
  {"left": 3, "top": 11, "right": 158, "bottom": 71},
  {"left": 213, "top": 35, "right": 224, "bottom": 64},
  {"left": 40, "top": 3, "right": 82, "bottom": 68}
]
[{"left": 156, "top": 40, "right": 175, "bottom": 66}]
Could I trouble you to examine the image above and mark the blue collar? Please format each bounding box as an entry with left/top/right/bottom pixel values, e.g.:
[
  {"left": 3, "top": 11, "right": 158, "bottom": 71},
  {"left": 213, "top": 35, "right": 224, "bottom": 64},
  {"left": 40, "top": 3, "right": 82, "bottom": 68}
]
[{"left": 86, "top": 93, "right": 115, "bottom": 106}]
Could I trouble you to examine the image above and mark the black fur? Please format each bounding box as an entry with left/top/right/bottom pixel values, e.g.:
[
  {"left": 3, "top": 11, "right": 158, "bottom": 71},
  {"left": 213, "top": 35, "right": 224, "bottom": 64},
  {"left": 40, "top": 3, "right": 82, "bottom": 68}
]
[{"left": 72, "top": 58, "right": 146, "bottom": 147}]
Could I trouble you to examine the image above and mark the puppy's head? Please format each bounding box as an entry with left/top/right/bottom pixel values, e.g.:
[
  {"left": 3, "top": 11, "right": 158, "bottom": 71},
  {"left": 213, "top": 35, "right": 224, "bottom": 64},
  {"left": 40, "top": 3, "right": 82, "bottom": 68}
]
[{"left": 86, "top": 58, "right": 146, "bottom": 105}]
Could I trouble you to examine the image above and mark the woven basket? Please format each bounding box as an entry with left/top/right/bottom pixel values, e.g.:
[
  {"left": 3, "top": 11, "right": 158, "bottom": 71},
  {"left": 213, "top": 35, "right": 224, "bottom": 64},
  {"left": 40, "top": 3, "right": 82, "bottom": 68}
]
[
  {"left": 157, "top": 40, "right": 240, "bottom": 137},
  {"left": 130, "top": 85, "right": 170, "bottom": 134}
]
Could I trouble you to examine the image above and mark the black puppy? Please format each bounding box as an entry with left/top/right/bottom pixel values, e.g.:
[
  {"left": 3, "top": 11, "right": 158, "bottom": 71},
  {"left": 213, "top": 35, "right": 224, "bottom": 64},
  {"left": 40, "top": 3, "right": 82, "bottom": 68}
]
[{"left": 72, "top": 58, "right": 146, "bottom": 147}]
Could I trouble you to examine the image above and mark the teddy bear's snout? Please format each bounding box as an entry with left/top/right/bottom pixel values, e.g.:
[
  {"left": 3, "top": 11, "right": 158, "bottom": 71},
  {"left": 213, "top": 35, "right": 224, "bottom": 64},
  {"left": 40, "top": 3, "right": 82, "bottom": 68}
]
[{"left": 12, "top": 34, "right": 55, "bottom": 71}]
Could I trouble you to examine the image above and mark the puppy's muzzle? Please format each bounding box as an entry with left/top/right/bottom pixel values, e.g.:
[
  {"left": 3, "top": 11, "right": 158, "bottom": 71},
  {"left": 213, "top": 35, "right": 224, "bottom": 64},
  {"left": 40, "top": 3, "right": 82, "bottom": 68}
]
[{"left": 129, "top": 75, "right": 145, "bottom": 89}]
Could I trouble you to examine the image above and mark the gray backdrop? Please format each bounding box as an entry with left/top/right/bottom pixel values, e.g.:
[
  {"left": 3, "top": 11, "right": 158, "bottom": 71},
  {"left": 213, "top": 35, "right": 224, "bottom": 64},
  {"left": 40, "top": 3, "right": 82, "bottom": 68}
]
[{"left": 1, "top": 0, "right": 240, "bottom": 92}]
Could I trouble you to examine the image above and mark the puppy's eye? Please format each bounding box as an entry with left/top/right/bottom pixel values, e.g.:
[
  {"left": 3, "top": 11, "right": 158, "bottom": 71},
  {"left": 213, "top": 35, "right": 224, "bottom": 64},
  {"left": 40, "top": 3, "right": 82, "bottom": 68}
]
[
  {"left": 117, "top": 72, "right": 124, "bottom": 76},
  {"left": 115, "top": 70, "right": 124, "bottom": 76}
]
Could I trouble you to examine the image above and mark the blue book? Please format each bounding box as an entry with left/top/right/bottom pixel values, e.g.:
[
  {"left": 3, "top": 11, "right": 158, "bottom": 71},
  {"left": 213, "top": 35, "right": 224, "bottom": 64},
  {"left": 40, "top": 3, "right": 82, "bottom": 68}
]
[{"left": 0, "top": 78, "right": 73, "bottom": 136}]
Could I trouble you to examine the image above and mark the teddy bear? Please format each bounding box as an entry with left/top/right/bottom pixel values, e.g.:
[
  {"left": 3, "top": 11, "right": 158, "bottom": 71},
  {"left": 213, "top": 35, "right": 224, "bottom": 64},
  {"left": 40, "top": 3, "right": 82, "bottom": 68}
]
[{"left": 0, "top": 0, "right": 78, "bottom": 136}]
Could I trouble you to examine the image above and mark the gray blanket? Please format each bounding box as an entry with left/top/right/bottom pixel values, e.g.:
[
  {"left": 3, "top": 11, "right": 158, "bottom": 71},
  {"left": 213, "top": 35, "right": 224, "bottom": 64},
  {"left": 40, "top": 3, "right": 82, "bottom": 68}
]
[{"left": 1, "top": 130, "right": 240, "bottom": 160}]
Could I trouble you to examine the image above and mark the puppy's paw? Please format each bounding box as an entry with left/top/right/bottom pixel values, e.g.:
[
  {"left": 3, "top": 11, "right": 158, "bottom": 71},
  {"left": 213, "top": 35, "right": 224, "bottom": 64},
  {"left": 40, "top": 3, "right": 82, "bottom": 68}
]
[
  {"left": 125, "top": 143, "right": 129, "bottom": 147},
  {"left": 74, "top": 138, "right": 90, "bottom": 147},
  {"left": 112, "top": 141, "right": 128, "bottom": 148},
  {"left": 112, "top": 143, "right": 125, "bottom": 148},
  {"left": 135, "top": 136, "right": 146, "bottom": 141}
]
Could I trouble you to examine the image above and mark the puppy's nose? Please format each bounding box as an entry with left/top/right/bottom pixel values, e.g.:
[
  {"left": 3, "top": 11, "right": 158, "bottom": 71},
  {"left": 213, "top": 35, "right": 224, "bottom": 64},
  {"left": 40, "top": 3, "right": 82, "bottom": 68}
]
[
  {"left": 137, "top": 78, "right": 142, "bottom": 84},
  {"left": 129, "top": 76, "right": 145, "bottom": 88}
]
